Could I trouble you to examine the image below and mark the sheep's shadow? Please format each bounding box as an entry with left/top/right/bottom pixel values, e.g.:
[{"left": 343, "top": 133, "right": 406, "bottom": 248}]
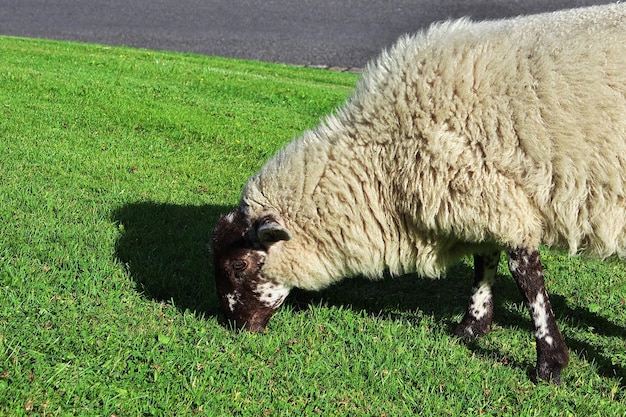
[
  {"left": 287, "top": 263, "right": 626, "bottom": 385},
  {"left": 112, "top": 202, "right": 626, "bottom": 384},
  {"left": 112, "top": 201, "right": 231, "bottom": 318}
]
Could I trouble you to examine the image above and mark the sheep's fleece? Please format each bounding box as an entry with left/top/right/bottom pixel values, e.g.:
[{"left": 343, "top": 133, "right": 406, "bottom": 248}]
[{"left": 211, "top": 3, "right": 626, "bottom": 383}]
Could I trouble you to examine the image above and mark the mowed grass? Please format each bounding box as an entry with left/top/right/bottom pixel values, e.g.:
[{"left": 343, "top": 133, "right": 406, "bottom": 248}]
[{"left": 1, "top": 35, "right": 626, "bottom": 416}]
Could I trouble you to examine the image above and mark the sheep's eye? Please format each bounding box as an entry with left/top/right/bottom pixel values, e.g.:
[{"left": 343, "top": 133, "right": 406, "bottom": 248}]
[{"left": 231, "top": 260, "right": 248, "bottom": 271}]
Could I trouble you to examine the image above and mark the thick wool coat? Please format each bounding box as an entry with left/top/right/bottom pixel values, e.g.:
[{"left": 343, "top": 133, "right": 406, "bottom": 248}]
[{"left": 241, "top": 3, "right": 626, "bottom": 290}]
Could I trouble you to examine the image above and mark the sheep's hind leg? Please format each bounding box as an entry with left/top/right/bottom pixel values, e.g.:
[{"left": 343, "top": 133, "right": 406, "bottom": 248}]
[
  {"left": 454, "top": 251, "right": 500, "bottom": 339},
  {"left": 507, "top": 248, "right": 569, "bottom": 384}
]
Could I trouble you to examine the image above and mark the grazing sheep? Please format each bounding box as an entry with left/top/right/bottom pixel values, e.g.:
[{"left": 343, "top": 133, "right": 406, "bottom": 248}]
[{"left": 211, "top": 3, "right": 626, "bottom": 384}]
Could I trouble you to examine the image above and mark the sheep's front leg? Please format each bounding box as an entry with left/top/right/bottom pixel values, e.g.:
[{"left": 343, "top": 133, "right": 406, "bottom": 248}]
[
  {"left": 507, "top": 248, "right": 569, "bottom": 384},
  {"left": 454, "top": 251, "right": 500, "bottom": 339}
]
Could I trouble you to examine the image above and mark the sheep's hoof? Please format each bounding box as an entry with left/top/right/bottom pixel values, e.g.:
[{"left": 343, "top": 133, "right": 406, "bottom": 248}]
[
  {"left": 535, "top": 362, "right": 564, "bottom": 385},
  {"left": 535, "top": 350, "right": 569, "bottom": 384},
  {"left": 453, "top": 316, "right": 491, "bottom": 339}
]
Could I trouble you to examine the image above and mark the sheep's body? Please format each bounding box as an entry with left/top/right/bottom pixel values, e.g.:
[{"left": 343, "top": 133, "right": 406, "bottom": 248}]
[
  {"left": 244, "top": 3, "right": 626, "bottom": 289},
  {"left": 212, "top": 3, "right": 626, "bottom": 383}
]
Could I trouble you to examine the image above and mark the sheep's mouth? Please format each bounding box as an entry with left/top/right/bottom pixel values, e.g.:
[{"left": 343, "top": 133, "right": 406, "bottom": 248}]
[
  {"left": 217, "top": 278, "right": 291, "bottom": 332},
  {"left": 223, "top": 301, "right": 280, "bottom": 333}
]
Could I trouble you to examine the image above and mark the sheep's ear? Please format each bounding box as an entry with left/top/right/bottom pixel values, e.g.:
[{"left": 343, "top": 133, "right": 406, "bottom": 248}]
[{"left": 257, "top": 217, "right": 291, "bottom": 247}]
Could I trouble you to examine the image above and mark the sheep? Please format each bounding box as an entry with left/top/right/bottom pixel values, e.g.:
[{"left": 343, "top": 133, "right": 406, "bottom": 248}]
[{"left": 210, "top": 3, "right": 626, "bottom": 384}]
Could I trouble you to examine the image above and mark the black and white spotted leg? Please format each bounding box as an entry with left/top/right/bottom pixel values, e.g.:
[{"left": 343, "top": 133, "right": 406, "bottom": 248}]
[
  {"left": 507, "top": 248, "right": 569, "bottom": 384},
  {"left": 454, "top": 251, "right": 501, "bottom": 339}
]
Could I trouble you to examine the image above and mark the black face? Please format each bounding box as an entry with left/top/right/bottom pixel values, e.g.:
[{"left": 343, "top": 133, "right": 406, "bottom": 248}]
[{"left": 210, "top": 210, "right": 289, "bottom": 332}]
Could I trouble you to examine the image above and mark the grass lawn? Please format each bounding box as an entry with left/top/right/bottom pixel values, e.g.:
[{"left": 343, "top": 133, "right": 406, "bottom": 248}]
[{"left": 1, "top": 35, "right": 626, "bottom": 416}]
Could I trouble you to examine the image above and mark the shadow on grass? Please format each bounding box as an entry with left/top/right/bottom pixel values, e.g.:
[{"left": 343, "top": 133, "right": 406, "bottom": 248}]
[
  {"left": 111, "top": 204, "right": 625, "bottom": 384},
  {"left": 112, "top": 201, "right": 232, "bottom": 318},
  {"left": 287, "top": 262, "right": 626, "bottom": 385}
]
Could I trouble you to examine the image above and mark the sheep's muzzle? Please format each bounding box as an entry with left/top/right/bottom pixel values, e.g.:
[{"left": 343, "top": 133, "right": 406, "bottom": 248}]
[{"left": 210, "top": 209, "right": 290, "bottom": 332}]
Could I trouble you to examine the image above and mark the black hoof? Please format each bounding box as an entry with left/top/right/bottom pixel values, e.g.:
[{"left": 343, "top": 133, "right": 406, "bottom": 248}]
[
  {"left": 453, "top": 318, "right": 491, "bottom": 339},
  {"left": 535, "top": 362, "right": 564, "bottom": 385}
]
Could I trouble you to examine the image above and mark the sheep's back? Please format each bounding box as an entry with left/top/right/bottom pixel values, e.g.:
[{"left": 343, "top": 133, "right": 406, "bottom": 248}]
[{"left": 350, "top": 3, "right": 626, "bottom": 257}]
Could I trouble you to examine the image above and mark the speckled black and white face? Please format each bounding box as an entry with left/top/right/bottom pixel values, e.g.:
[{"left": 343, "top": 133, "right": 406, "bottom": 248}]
[{"left": 210, "top": 209, "right": 291, "bottom": 332}]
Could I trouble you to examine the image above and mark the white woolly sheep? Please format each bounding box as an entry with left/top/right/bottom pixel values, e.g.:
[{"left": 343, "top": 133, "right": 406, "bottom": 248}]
[{"left": 211, "top": 3, "right": 626, "bottom": 384}]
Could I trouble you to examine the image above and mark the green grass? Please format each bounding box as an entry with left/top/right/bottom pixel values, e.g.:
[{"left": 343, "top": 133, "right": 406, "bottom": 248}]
[{"left": 1, "top": 35, "right": 625, "bottom": 416}]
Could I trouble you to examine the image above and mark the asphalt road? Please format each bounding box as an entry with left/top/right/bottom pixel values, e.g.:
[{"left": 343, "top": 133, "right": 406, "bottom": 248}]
[{"left": 0, "top": 0, "right": 616, "bottom": 68}]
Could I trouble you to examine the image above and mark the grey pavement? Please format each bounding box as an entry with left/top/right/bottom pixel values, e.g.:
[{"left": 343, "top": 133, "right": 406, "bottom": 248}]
[{"left": 0, "top": 0, "right": 616, "bottom": 68}]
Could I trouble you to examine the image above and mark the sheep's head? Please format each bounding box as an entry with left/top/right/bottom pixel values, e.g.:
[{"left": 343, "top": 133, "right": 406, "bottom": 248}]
[{"left": 210, "top": 209, "right": 291, "bottom": 332}]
